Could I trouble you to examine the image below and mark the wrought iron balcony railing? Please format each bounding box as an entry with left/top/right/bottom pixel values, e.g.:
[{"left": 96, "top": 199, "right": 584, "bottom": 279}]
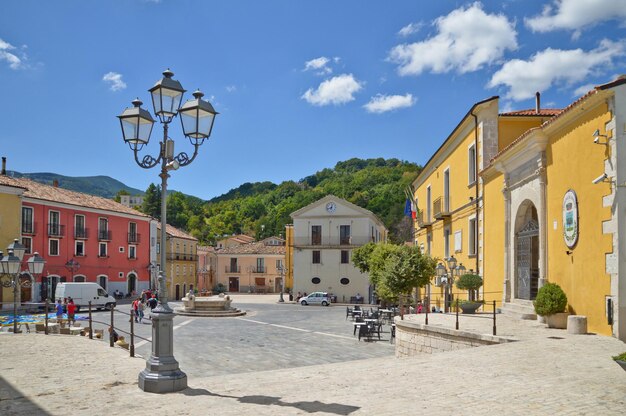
[{"left": 48, "top": 224, "right": 65, "bottom": 237}]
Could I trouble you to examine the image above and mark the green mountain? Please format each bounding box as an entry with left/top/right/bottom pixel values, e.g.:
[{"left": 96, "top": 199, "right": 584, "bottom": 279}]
[
  {"left": 164, "top": 158, "right": 422, "bottom": 245},
  {"left": 7, "top": 171, "right": 144, "bottom": 199}
]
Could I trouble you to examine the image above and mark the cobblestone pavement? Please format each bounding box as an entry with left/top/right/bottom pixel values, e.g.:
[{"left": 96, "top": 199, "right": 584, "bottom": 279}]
[{"left": 1, "top": 296, "right": 625, "bottom": 415}]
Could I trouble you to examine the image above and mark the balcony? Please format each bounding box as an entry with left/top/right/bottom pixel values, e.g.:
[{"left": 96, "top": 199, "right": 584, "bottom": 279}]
[
  {"left": 48, "top": 224, "right": 65, "bottom": 237},
  {"left": 433, "top": 197, "right": 451, "bottom": 220},
  {"left": 22, "top": 222, "right": 36, "bottom": 235},
  {"left": 74, "top": 228, "right": 89, "bottom": 239},
  {"left": 252, "top": 266, "right": 266, "bottom": 274},
  {"left": 293, "top": 235, "right": 373, "bottom": 247},
  {"left": 168, "top": 253, "right": 197, "bottom": 261},
  {"left": 127, "top": 233, "right": 141, "bottom": 244},
  {"left": 417, "top": 211, "right": 433, "bottom": 229},
  {"left": 225, "top": 266, "right": 241, "bottom": 273},
  {"left": 98, "top": 230, "right": 112, "bottom": 241}
]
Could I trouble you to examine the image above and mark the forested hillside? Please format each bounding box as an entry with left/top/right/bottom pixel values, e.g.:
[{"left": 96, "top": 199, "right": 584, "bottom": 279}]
[{"left": 143, "top": 158, "right": 421, "bottom": 244}]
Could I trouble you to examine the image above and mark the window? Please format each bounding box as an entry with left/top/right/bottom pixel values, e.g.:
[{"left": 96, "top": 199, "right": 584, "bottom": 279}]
[
  {"left": 22, "top": 237, "right": 32, "bottom": 254},
  {"left": 49, "top": 239, "right": 59, "bottom": 256},
  {"left": 340, "top": 225, "right": 351, "bottom": 245},
  {"left": 183, "top": 266, "right": 186, "bottom": 276},
  {"left": 119, "top": 246, "right": 125, "bottom": 253},
  {"left": 156, "top": 242, "right": 160, "bottom": 254},
  {"left": 99, "top": 242, "right": 107, "bottom": 257},
  {"left": 443, "top": 168, "right": 450, "bottom": 213},
  {"left": 75, "top": 241, "right": 85, "bottom": 257},
  {"left": 454, "top": 230, "right": 462, "bottom": 252},
  {"left": 128, "top": 222, "right": 137, "bottom": 243},
  {"left": 99, "top": 218, "right": 109, "bottom": 240},
  {"left": 426, "top": 232, "right": 432, "bottom": 255},
  {"left": 22, "top": 207, "right": 33, "bottom": 234},
  {"left": 340, "top": 277, "right": 350, "bottom": 285},
  {"left": 468, "top": 144, "right": 476, "bottom": 184},
  {"left": 276, "top": 259, "right": 283, "bottom": 270},
  {"left": 311, "top": 277, "right": 321, "bottom": 284},
  {"left": 312, "top": 250, "right": 321, "bottom": 264},
  {"left": 49, "top": 211, "right": 61, "bottom": 236},
  {"left": 341, "top": 250, "right": 349, "bottom": 264},
  {"left": 176, "top": 265, "right": 180, "bottom": 276},
  {"left": 469, "top": 217, "right": 477, "bottom": 255},
  {"left": 311, "top": 225, "right": 322, "bottom": 245},
  {"left": 426, "top": 186, "right": 432, "bottom": 222},
  {"left": 256, "top": 257, "right": 265, "bottom": 272},
  {"left": 128, "top": 245, "right": 137, "bottom": 259},
  {"left": 75, "top": 215, "right": 86, "bottom": 238},
  {"left": 444, "top": 226, "right": 451, "bottom": 258}
]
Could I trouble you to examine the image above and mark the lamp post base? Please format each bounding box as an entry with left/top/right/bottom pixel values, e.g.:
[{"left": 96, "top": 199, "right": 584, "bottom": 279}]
[{"left": 138, "top": 307, "right": 187, "bottom": 393}]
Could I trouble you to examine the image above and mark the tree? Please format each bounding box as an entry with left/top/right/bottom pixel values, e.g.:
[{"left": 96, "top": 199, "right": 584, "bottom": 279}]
[
  {"left": 114, "top": 189, "right": 130, "bottom": 203},
  {"left": 141, "top": 183, "right": 161, "bottom": 219}
]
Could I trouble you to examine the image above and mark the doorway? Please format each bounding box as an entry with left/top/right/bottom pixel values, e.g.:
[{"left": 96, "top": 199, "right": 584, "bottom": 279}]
[
  {"left": 98, "top": 275, "right": 107, "bottom": 290},
  {"left": 229, "top": 277, "right": 239, "bottom": 292},
  {"left": 19, "top": 274, "right": 31, "bottom": 304},
  {"left": 127, "top": 273, "right": 137, "bottom": 296},
  {"left": 515, "top": 202, "right": 540, "bottom": 300}
]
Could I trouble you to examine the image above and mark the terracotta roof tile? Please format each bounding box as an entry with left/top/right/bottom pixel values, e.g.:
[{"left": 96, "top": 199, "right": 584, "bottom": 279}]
[
  {"left": 499, "top": 108, "right": 562, "bottom": 116},
  {"left": 157, "top": 223, "right": 197, "bottom": 241},
  {"left": 217, "top": 241, "right": 285, "bottom": 255},
  {"left": 0, "top": 175, "right": 150, "bottom": 218}
]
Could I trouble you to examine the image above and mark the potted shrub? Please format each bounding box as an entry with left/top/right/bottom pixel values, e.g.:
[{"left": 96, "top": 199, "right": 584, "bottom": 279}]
[
  {"left": 613, "top": 352, "right": 626, "bottom": 372},
  {"left": 455, "top": 273, "right": 483, "bottom": 314},
  {"left": 533, "top": 283, "right": 568, "bottom": 328}
]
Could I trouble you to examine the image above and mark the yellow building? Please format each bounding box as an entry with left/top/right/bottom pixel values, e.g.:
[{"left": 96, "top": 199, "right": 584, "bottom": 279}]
[
  {"left": 413, "top": 77, "right": 626, "bottom": 341},
  {"left": 157, "top": 224, "right": 198, "bottom": 300},
  {"left": 0, "top": 177, "right": 26, "bottom": 307}
]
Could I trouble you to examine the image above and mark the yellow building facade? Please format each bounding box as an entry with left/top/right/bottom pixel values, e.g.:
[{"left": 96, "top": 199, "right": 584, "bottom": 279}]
[
  {"left": 0, "top": 181, "right": 26, "bottom": 306},
  {"left": 157, "top": 224, "right": 198, "bottom": 300},
  {"left": 414, "top": 77, "right": 626, "bottom": 341}
]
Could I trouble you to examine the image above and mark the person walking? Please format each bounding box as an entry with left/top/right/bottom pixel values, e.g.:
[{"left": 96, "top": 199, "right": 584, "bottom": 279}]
[
  {"left": 55, "top": 299, "right": 64, "bottom": 324},
  {"left": 66, "top": 298, "right": 76, "bottom": 326},
  {"left": 148, "top": 294, "right": 157, "bottom": 311},
  {"left": 131, "top": 298, "right": 139, "bottom": 323},
  {"left": 137, "top": 299, "right": 145, "bottom": 324}
]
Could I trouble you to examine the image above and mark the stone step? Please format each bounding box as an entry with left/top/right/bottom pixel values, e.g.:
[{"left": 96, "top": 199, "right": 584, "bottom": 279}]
[{"left": 500, "top": 301, "right": 537, "bottom": 320}]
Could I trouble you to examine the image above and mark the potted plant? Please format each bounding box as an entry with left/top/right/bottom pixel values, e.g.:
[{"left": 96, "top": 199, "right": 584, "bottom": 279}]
[
  {"left": 613, "top": 352, "right": 626, "bottom": 372},
  {"left": 455, "top": 273, "right": 483, "bottom": 314},
  {"left": 533, "top": 283, "right": 568, "bottom": 328}
]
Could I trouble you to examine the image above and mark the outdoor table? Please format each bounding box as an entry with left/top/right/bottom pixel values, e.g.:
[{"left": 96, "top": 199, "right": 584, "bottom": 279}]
[{"left": 353, "top": 322, "right": 366, "bottom": 335}]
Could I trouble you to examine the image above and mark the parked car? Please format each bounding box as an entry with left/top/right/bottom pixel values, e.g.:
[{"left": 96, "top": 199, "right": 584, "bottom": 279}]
[
  {"left": 55, "top": 282, "right": 117, "bottom": 311},
  {"left": 300, "top": 292, "right": 331, "bottom": 306}
]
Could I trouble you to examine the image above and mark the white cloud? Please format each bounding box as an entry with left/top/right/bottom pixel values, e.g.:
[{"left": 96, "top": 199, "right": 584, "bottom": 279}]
[
  {"left": 0, "top": 38, "right": 24, "bottom": 69},
  {"left": 488, "top": 40, "right": 624, "bottom": 101},
  {"left": 102, "top": 72, "right": 127, "bottom": 91},
  {"left": 388, "top": 2, "right": 517, "bottom": 76},
  {"left": 573, "top": 83, "right": 595, "bottom": 97},
  {"left": 398, "top": 22, "right": 423, "bottom": 37},
  {"left": 364, "top": 94, "right": 416, "bottom": 114},
  {"left": 301, "top": 74, "right": 363, "bottom": 106},
  {"left": 304, "top": 56, "right": 332, "bottom": 75},
  {"left": 225, "top": 85, "right": 237, "bottom": 93},
  {"left": 525, "top": 0, "right": 626, "bottom": 36}
]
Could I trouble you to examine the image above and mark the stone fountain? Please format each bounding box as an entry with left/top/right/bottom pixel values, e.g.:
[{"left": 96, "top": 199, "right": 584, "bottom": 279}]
[{"left": 175, "top": 292, "right": 246, "bottom": 317}]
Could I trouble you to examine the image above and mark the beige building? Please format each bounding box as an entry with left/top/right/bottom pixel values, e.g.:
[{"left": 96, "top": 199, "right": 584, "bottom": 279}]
[
  {"left": 215, "top": 237, "right": 285, "bottom": 293},
  {"left": 289, "top": 195, "right": 387, "bottom": 303},
  {"left": 216, "top": 234, "right": 254, "bottom": 249},
  {"left": 197, "top": 245, "right": 217, "bottom": 294},
  {"left": 157, "top": 224, "right": 198, "bottom": 300}
]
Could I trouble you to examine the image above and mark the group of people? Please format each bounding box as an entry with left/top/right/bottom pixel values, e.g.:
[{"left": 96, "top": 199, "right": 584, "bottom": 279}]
[
  {"left": 295, "top": 291, "right": 308, "bottom": 302},
  {"left": 55, "top": 298, "right": 77, "bottom": 326},
  {"left": 131, "top": 292, "right": 158, "bottom": 323}
]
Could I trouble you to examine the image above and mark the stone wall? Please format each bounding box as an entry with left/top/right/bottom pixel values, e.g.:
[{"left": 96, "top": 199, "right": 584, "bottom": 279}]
[{"left": 395, "top": 319, "right": 514, "bottom": 357}]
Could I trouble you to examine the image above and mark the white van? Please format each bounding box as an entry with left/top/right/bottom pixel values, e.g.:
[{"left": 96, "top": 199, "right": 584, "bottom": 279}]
[{"left": 55, "top": 282, "right": 117, "bottom": 311}]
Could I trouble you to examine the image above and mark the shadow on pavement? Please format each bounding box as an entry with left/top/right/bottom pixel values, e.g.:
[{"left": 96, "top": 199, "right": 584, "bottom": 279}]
[
  {"left": 0, "top": 376, "right": 51, "bottom": 415},
  {"left": 184, "top": 387, "right": 360, "bottom": 415}
]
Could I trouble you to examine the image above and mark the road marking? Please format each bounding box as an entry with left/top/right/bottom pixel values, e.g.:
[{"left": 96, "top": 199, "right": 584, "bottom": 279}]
[
  {"left": 237, "top": 318, "right": 355, "bottom": 340},
  {"left": 135, "top": 319, "right": 194, "bottom": 348}
]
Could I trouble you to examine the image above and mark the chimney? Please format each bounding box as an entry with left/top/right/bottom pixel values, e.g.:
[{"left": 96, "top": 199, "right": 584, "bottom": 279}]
[
  {"left": 535, "top": 92, "right": 541, "bottom": 114},
  {"left": 53, "top": 179, "right": 59, "bottom": 187},
  {"left": 1, "top": 157, "right": 5, "bottom": 175}
]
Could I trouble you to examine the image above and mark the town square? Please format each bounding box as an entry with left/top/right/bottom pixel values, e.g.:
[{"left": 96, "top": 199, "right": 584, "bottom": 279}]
[{"left": 1, "top": 1, "right": 626, "bottom": 415}]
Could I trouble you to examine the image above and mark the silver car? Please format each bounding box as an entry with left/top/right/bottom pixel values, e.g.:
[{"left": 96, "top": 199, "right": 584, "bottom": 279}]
[{"left": 299, "top": 292, "right": 331, "bottom": 306}]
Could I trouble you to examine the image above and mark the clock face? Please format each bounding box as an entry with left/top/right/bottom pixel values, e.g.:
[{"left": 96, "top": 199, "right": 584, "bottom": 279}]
[{"left": 326, "top": 202, "right": 336, "bottom": 213}]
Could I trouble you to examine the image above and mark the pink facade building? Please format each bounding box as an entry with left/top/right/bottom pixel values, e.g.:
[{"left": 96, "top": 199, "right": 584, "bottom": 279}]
[{"left": 3, "top": 177, "right": 153, "bottom": 302}]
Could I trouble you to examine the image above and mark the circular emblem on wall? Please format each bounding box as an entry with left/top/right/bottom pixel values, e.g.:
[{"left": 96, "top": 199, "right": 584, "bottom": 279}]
[
  {"left": 563, "top": 189, "right": 578, "bottom": 248},
  {"left": 326, "top": 202, "right": 336, "bottom": 213}
]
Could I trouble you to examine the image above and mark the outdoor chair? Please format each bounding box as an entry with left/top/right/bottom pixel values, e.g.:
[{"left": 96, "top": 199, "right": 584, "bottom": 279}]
[{"left": 346, "top": 306, "right": 353, "bottom": 320}]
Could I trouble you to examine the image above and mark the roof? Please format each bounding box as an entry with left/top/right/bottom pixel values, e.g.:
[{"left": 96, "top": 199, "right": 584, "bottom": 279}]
[
  {"left": 217, "top": 234, "right": 255, "bottom": 245},
  {"left": 217, "top": 240, "right": 286, "bottom": 255},
  {"left": 499, "top": 108, "right": 562, "bottom": 117},
  {"left": 157, "top": 223, "right": 198, "bottom": 241},
  {"left": 290, "top": 194, "right": 386, "bottom": 229},
  {"left": 0, "top": 175, "right": 150, "bottom": 218}
]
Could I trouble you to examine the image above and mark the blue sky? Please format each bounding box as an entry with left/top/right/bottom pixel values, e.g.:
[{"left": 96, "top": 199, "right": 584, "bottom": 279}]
[{"left": 1, "top": 1, "right": 625, "bottom": 200}]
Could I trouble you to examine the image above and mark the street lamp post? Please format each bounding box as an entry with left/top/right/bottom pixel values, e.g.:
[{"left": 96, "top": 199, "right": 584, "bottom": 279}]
[
  {"left": 118, "top": 69, "right": 218, "bottom": 393},
  {"left": 65, "top": 258, "right": 80, "bottom": 281},
  {"left": 0, "top": 239, "right": 46, "bottom": 334},
  {"left": 277, "top": 264, "right": 285, "bottom": 302},
  {"left": 435, "top": 256, "right": 466, "bottom": 313}
]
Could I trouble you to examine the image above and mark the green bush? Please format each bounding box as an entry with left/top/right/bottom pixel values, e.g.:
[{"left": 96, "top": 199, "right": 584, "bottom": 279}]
[
  {"left": 613, "top": 352, "right": 626, "bottom": 361},
  {"left": 533, "top": 283, "right": 567, "bottom": 316},
  {"left": 213, "top": 283, "right": 226, "bottom": 294},
  {"left": 455, "top": 274, "right": 483, "bottom": 291}
]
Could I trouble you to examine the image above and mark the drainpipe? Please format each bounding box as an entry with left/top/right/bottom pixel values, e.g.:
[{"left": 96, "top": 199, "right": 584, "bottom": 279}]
[{"left": 470, "top": 112, "right": 480, "bottom": 275}]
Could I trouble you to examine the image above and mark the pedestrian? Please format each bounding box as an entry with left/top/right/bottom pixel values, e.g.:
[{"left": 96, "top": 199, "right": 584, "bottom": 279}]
[
  {"left": 67, "top": 298, "right": 76, "bottom": 326},
  {"left": 55, "top": 299, "right": 64, "bottom": 324},
  {"left": 296, "top": 291, "right": 302, "bottom": 301},
  {"left": 132, "top": 298, "right": 139, "bottom": 322},
  {"left": 137, "top": 299, "right": 145, "bottom": 323},
  {"left": 108, "top": 326, "right": 119, "bottom": 343},
  {"left": 148, "top": 294, "right": 157, "bottom": 310}
]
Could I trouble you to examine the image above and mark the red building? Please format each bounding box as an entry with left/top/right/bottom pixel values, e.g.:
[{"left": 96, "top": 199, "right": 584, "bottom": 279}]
[{"left": 6, "top": 177, "right": 153, "bottom": 301}]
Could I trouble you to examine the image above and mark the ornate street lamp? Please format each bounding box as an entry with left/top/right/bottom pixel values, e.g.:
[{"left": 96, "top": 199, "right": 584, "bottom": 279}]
[
  {"left": 1, "top": 246, "right": 45, "bottom": 334},
  {"left": 118, "top": 69, "right": 218, "bottom": 394},
  {"left": 277, "top": 265, "right": 285, "bottom": 303}
]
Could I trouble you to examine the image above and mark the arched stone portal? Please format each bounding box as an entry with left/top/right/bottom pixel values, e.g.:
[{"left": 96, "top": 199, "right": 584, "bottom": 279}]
[{"left": 514, "top": 201, "right": 539, "bottom": 300}]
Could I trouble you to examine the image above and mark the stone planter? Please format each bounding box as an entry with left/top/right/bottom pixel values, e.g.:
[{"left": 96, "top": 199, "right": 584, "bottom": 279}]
[
  {"left": 459, "top": 302, "right": 482, "bottom": 314},
  {"left": 615, "top": 360, "right": 626, "bottom": 372},
  {"left": 546, "top": 312, "right": 569, "bottom": 329}
]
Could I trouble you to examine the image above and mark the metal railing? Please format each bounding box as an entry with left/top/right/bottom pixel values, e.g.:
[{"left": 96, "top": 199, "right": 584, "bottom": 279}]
[
  {"left": 48, "top": 224, "right": 65, "bottom": 237},
  {"left": 74, "top": 228, "right": 89, "bottom": 239},
  {"left": 251, "top": 266, "right": 266, "bottom": 273},
  {"left": 292, "top": 235, "right": 375, "bottom": 247},
  {"left": 225, "top": 266, "right": 240, "bottom": 273},
  {"left": 98, "top": 230, "right": 112, "bottom": 241},
  {"left": 127, "top": 233, "right": 141, "bottom": 244},
  {"left": 22, "top": 222, "right": 36, "bottom": 234}
]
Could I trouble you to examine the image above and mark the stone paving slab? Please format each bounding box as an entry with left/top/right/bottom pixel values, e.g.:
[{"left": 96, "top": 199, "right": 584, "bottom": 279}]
[{"left": 1, "top": 312, "right": 625, "bottom": 415}]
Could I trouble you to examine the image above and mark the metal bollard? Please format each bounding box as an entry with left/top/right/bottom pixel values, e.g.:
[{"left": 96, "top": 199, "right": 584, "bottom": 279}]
[
  {"left": 110, "top": 305, "right": 115, "bottom": 347},
  {"left": 44, "top": 299, "right": 49, "bottom": 335},
  {"left": 88, "top": 301, "right": 93, "bottom": 339},
  {"left": 455, "top": 302, "right": 459, "bottom": 330},
  {"left": 493, "top": 300, "right": 497, "bottom": 336},
  {"left": 130, "top": 310, "right": 135, "bottom": 357}
]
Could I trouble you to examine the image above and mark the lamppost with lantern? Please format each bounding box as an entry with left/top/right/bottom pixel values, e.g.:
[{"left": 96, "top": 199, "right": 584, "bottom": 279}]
[
  {"left": 117, "top": 69, "right": 218, "bottom": 393},
  {"left": 0, "top": 239, "right": 46, "bottom": 334},
  {"left": 435, "top": 256, "right": 466, "bottom": 313},
  {"left": 277, "top": 264, "right": 285, "bottom": 302}
]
